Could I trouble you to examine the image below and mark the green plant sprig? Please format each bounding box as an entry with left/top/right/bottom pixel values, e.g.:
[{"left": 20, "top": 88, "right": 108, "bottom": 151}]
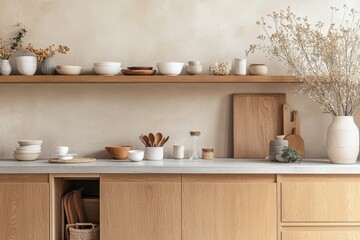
[{"left": 281, "top": 147, "right": 302, "bottom": 164}]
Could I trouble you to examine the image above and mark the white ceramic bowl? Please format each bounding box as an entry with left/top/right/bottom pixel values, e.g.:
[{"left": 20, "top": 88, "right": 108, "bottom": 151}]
[
  {"left": 93, "top": 66, "right": 121, "bottom": 75},
  {"left": 18, "top": 140, "right": 43, "bottom": 146},
  {"left": 128, "top": 150, "right": 144, "bottom": 162},
  {"left": 94, "top": 62, "right": 121, "bottom": 68},
  {"left": 144, "top": 147, "right": 163, "bottom": 161},
  {"left": 156, "top": 62, "right": 184, "bottom": 76},
  {"left": 188, "top": 61, "right": 201, "bottom": 66},
  {"left": 17, "top": 145, "right": 41, "bottom": 150},
  {"left": 56, "top": 65, "right": 82, "bottom": 75},
  {"left": 56, "top": 146, "right": 69, "bottom": 155},
  {"left": 14, "top": 149, "right": 41, "bottom": 154},
  {"left": 17, "top": 65, "right": 37, "bottom": 76},
  {"left": 13, "top": 152, "right": 40, "bottom": 161}
]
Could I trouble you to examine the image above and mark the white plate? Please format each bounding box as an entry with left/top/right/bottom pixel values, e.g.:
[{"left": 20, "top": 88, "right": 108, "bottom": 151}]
[
  {"left": 58, "top": 156, "right": 74, "bottom": 160},
  {"left": 57, "top": 153, "right": 77, "bottom": 157}
]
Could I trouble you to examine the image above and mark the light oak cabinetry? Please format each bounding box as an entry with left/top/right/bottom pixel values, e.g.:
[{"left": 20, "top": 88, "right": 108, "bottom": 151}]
[
  {"left": 182, "top": 175, "right": 277, "bottom": 240},
  {"left": 279, "top": 175, "right": 360, "bottom": 240},
  {"left": 100, "top": 174, "right": 182, "bottom": 240},
  {"left": 0, "top": 174, "right": 49, "bottom": 240}
]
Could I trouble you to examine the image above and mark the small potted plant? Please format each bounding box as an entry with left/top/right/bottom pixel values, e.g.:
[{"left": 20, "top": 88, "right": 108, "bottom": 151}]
[
  {"left": 276, "top": 147, "right": 302, "bottom": 164},
  {"left": 0, "top": 23, "right": 27, "bottom": 75},
  {"left": 26, "top": 43, "right": 70, "bottom": 75}
]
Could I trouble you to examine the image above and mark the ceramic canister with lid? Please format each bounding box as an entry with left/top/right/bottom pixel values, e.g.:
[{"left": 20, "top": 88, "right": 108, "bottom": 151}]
[{"left": 269, "top": 135, "right": 288, "bottom": 161}]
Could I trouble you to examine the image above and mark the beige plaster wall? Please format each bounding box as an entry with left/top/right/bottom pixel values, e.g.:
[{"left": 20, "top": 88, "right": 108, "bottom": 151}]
[{"left": 0, "top": 0, "right": 359, "bottom": 159}]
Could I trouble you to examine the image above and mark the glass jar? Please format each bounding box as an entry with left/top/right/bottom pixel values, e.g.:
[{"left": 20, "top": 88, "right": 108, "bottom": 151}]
[{"left": 189, "top": 131, "right": 201, "bottom": 160}]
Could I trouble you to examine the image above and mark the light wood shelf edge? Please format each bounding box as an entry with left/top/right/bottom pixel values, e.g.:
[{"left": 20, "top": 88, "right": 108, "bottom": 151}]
[{"left": 0, "top": 75, "right": 298, "bottom": 83}]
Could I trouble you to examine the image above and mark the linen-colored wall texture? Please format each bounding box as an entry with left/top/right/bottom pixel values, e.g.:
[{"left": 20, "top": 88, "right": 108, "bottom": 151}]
[{"left": 0, "top": 0, "right": 359, "bottom": 159}]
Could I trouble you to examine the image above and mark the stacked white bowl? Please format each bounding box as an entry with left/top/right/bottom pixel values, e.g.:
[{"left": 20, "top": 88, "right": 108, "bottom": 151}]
[
  {"left": 93, "top": 62, "right": 121, "bottom": 75},
  {"left": 16, "top": 56, "right": 37, "bottom": 75},
  {"left": 14, "top": 140, "right": 43, "bottom": 161}
]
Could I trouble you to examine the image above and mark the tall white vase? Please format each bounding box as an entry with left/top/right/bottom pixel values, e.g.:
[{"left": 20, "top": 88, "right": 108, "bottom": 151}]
[{"left": 327, "top": 116, "right": 359, "bottom": 164}]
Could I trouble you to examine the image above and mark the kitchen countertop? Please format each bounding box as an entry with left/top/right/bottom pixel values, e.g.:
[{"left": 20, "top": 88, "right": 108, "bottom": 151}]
[{"left": 0, "top": 158, "right": 359, "bottom": 174}]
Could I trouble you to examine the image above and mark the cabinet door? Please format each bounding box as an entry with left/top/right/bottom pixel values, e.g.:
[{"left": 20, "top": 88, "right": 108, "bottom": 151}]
[
  {"left": 100, "top": 174, "right": 181, "bottom": 240},
  {"left": 0, "top": 174, "right": 49, "bottom": 240},
  {"left": 282, "top": 231, "right": 360, "bottom": 240},
  {"left": 281, "top": 175, "right": 360, "bottom": 222},
  {"left": 182, "top": 175, "right": 277, "bottom": 240}
]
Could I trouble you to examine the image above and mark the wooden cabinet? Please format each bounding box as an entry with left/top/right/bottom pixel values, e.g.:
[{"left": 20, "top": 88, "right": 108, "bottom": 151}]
[
  {"left": 282, "top": 230, "right": 360, "bottom": 240},
  {"left": 0, "top": 174, "right": 49, "bottom": 240},
  {"left": 100, "top": 174, "right": 182, "bottom": 240},
  {"left": 281, "top": 175, "right": 360, "bottom": 222},
  {"left": 182, "top": 175, "right": 277, "bottom": 240}
]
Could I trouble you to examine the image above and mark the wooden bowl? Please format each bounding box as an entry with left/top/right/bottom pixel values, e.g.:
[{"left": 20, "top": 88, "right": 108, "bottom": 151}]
[
  {"left": 105, "top": 146, "right": 133, "bottom": 160},
  {"left": 127, "top": 66, "right": 153, "bottom": 70}
]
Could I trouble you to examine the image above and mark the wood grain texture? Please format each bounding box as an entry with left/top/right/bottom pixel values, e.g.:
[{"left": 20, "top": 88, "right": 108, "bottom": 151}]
[
  {"left": 0, "top": 75, "right": 298, "bottom": 83},
  {"left": 283, "top": 104, "right": 300, "bottom": 135},
  {"left": 0, "top": 174, "right": 48, "bottom": 182},
  {"left": 282, "top": 181, "right": 360, "bottom": 222},
  {"left": 282, "top": 231, "right": 360, "bottom": 240},
  {"left": 101, "top": 174, "right": 181, "bottom": 182},
  {"left": 182, "top": 176, "right": 277, "bottom": 240},
  {"left": 183, "top": 174, "right": 276, "bottom": 182},
  {"left": 0, "top": 181, "right": 49, "bottom": 240},
  {"left": 100, "top": 175, "right": 181, "bottom": 240},
  {"left": 233, "top": 93, "right": 286, "bottom": 158},
  {"left": 284, "top": 134, "right": 305, "bottom": 158}
]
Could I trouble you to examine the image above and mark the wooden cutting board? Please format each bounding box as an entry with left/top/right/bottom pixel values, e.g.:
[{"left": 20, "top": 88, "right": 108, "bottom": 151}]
[
  {"left": 233, "top": 93, "right": 286, "bottom": 158},
  {"left": 283, "top": 104, "right": 305, "bottom": 158}
]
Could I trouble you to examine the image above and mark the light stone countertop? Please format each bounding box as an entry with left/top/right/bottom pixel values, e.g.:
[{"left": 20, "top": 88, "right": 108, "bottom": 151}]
[{"left": 0, "top": 158, "right": 359, "bottom": 174}]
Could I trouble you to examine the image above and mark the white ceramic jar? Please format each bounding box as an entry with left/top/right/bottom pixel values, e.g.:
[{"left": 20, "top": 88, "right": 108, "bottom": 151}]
[
  {"left": 145, "top": 147, "right": 164, "bottom": 161},
  {"left": 173, "top": 145, "right": 184, "bottom": 159},
  {"left": 234, "top": 58, "right": 247, "bottom": 76}
]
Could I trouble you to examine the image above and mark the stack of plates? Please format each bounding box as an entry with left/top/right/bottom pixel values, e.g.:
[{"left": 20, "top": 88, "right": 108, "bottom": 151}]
[
  {"left": 121, "top": 66, "right": 156, "bottom": 76},
  {"left": 14, "top": 140, "right": 43, "bottom": 161}
]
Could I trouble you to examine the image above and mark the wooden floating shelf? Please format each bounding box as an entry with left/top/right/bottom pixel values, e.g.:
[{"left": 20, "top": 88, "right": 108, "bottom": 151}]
[{"left": 0, "top": 75, "right": 298, "bottom": 83}]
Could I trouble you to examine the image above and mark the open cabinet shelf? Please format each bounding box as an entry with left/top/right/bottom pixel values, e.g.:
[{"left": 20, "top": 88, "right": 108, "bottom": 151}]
[{"left": 0, "top": 75, "right": 298, "bottom": 83}]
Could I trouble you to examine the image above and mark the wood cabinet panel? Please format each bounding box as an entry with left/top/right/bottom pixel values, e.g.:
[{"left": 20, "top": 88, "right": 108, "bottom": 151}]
[
  {"left": 100, "top": 174, "right": 181, "bottom": 240},
  {"left": 0, "top": 175, "right": 49, "bottom": 240},
  {"left": 282, "top": 231, "right": 360, "bottom": 240},
  {"left": 282, "top": 181, "right": 360, "bottom": 222},
  {"left": 183, "top": 175, "right": 277, "bottom": 240}
]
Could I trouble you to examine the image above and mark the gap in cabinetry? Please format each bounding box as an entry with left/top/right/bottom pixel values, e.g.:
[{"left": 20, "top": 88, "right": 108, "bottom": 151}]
[{"left": 51, "top": 175, "right": 100, "bottom": 240}]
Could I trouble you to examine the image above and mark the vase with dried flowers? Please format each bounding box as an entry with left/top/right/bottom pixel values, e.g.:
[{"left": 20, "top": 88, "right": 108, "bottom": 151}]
[
  {"left": 26, "top": 44, "right": 70, "bottom": 75},
  {"left": 249, "top": 6, "right": 360, "bottom": 164},
  {"left": 0, "top": 23, "right": 27, "bottom": 75}
]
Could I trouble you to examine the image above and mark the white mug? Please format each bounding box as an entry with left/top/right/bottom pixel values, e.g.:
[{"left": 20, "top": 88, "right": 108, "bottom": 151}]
[{"left": 173, "top": 145, "right": 185, "bottom": 159}]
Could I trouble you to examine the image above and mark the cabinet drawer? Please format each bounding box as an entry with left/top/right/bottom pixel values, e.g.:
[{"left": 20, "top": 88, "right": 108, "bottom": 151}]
[
  {"left": 281, "top": 177, "right": 360, "bottom": 222},
  {"left": 282, "top": 231, "right": 360, "bottom": 240}
]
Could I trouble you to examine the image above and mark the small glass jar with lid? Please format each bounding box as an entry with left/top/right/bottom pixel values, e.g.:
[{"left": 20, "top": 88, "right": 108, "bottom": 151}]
[
  {"left": 202, "top": 148, "right": 214, "bottom": 160},
  {"left": 189, "top": 131, "right": 201, "bottom": 160}
]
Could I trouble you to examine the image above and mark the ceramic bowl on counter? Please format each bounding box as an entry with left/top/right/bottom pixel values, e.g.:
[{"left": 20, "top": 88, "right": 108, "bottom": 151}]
[
  {"left": 13, "top": 152, "right": 40, "bottom": 161},
  {"left": 56, "top": 65, "right": 83, "bottom": 75},
  {"left": 105, "top": 146, "right": 133, "bottom": 160},
  {"left": 156, "top": 62, "right": 184, "bottom": 76},
  {"left": 128, "top": 150, "right": 144, "bottom": 162},
  {"left": 94, "top": 62, "right": 121, "bottom": 68}
]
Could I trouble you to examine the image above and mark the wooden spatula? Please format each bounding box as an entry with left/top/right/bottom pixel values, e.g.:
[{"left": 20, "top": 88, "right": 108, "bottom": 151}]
[{"left": 283, "top": 104, "right": 305, "bottom": 158}]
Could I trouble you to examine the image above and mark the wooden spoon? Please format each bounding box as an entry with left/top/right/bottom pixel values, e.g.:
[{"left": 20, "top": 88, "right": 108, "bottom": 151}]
[
  {"left": 139, "top": 135, "right": 149, "bottom": 147},
  {"left": 148, "top": 133, "right": 155, "bottom": 147},
  {"left": 154, "top": 133, "right": 163, "bottom": 147},
  {"left": 159, "top": 136, "right": 169, "bottom": 147},
  {"left": 143, "top": 135, "right": 152, "bottom": 147}
]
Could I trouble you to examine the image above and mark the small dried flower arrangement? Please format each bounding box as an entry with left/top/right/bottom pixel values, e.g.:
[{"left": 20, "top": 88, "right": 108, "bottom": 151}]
[
  {"left": 26, "top": 43, "right": 70, "bottom": 62},
  {"left": 209, "top": 60, "right": 232, "bottom": 75},
  {"left": 0, "top": 23, "right": 27, "bottom": 60}
]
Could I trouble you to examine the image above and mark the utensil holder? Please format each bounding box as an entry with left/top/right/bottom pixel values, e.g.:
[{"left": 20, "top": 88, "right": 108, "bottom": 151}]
[{"left": 145, "top": 147, "right": 163, "bottom": 161}]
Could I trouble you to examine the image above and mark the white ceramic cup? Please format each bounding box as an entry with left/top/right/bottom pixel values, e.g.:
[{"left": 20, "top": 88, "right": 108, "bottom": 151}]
[
  {"left": 234, "top": 58, "right": 247, "bottom": 76},
  {"left": 145, "top": 147, "right": 163, "bottom": 161},
  {"left": 56, "top": 146, "right": 69, "bottom": 155},
  {"left": 128, "top": 150, "right": 145, "bottom": 162},
  {"left": 173, "top": 145, "right": 184, "bottom": 159}
]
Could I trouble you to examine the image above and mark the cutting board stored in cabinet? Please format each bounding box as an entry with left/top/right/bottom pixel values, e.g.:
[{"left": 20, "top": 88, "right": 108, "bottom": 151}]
[{"left": 233, "top": 93, "right": 286, "bottom": 158}]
